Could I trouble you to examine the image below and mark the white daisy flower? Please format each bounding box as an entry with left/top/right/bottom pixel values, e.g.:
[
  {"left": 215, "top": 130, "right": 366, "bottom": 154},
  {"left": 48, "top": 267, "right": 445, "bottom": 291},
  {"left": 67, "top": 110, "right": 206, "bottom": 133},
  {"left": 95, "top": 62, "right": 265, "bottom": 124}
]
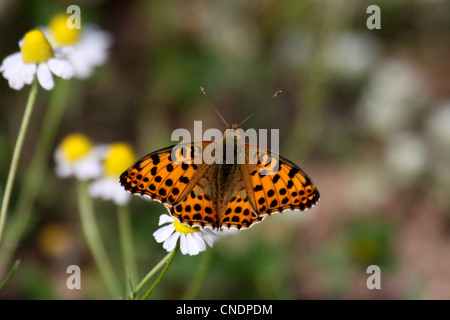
[
  {"left": 0, "top": 29, "right": 74, "bottom": 91},
  {"left": 153, "top": 214, "right": 218, "bottom": 256},
  {"left": 89, "top": 143, "right": 136, "bottom": 205},
  {"left": 54, "top": 133, "right": 105, "bottom": 181},
  {"left": 43, "top": 13, "right": 112, "bottom": 79}
]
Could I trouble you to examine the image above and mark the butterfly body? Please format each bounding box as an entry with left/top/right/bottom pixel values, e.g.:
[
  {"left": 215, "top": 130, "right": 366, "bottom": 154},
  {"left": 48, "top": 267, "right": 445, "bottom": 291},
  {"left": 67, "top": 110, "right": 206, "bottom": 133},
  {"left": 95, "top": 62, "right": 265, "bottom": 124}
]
[{"left": 120, "top": 124, "right": 319, "bottom": 230}]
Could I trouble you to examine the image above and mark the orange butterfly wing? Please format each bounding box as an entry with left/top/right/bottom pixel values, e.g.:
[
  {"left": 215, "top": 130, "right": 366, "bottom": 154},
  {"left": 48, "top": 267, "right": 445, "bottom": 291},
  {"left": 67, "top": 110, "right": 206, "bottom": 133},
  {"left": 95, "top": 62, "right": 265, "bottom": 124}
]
[
  {"left": 119, "top": 143, "right": 206, "bottom": 205},
  {"left": 120, "top": 142, "right": 221, "bottom": 228},
  {"left": 217, "top": 144, "right": 320, "bottom": 230},
  {"left": 170, "top": 189, "right": 219, "bottom": 229},
  {"left": 120, "top": 141, "right": 319, "bottom": 230}
]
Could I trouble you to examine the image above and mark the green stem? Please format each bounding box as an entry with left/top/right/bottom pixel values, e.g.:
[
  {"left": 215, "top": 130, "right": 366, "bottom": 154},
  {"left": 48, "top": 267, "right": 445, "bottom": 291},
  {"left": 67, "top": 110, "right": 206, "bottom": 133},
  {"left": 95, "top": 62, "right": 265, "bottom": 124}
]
[
  {"left": 0, "top": 78, "right": 71, "bottom": 276},
  {"left": 141, "top": 243, "right": 179, "bottom": 300},
  {"left": 131, "top": 243, "right": 179, "bottom": 300},
  {"left": 76, "top": 180, "right": 120, "bottom": 298},
  {"left": 182, "top": 249, "right": 212, "bottom": 300},
  {"left": 117, "top": 205, "right": 137, "bottom": 289},
  {"left": 0, "top": 260, "right": 20, "bottom": 290},
  {"left": 0, "top": 80, "right": 39, "bottom": 247}
]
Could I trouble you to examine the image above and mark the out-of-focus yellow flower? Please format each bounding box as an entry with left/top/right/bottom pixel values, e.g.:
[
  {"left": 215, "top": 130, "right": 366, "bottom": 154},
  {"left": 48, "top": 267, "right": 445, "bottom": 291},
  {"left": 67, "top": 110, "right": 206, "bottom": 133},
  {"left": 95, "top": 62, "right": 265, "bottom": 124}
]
[
  {"left": 54, "top": 133, "right": 104, "bottom": 180},
  {"left": 37, "top": 222, "right": 74, "bottom": 258},
  {"left": 89, "top": 143, "right": 136, "bottom": 205},
  {"left": 104, "top": 143, "right": 136, "bottom": 178},
  {"left": 60, "top": 133, "right": 93, "bottom": 162},
  {"left": 43, "top": 13, "right": 112, "bottom": 79},
  {"left": 49, "top": 14, "right": 80, "bottom": 45}
]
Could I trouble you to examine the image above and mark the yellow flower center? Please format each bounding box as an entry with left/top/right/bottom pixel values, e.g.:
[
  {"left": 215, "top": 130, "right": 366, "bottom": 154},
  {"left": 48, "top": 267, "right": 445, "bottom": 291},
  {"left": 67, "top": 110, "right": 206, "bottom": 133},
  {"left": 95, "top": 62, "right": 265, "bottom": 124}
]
[
  {"left": 21, "top": 29, "right": 55, "bottom": 63},
  {"left": 49, "top": 13, "right": 80, "bottom": 46},
  {"left": 174, "top": 219, "right": 199, "bottom": 234},
  {"left": 104, "top": 143, "right": 136, "bottom": 177},
  {"left": 60, "top": 134, "right": 93, "bottom": 162}
]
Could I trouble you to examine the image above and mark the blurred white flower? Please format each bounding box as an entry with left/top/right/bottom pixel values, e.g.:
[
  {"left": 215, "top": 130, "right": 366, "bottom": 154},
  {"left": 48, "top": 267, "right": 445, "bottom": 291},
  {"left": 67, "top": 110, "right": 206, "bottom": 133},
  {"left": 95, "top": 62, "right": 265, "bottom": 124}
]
[
  {"left": 43, "top": 13, "right": 112, "bottom": 79},
  {"left": 0, "top": 29, "right": 74, "bottom": 90},
  {"left": 89, "top": 178, "right": 131, "bottom": 206},
  {"left": 425, "top": 102, "right": 450, "bottom": 148},
  {"left": 323, "top": 31, "right": 379, "bottom": 78},
  {"left": 153, "top": 214, "right": 217, "bottom": 256},
  {"left": 54, "top": 133, "right": 105, "bottom": 181},
  {"left": 425, "top": 102, "right": 450, "bottom": 188},
  {"left": 89, "top": 143, "right": 136, "bottom": 205},
  {"left": 384, "top": 132, "right": 428, "bottom": 182},
  {"left": 356, "top": 59, "right": 428, "bottom": 137}
]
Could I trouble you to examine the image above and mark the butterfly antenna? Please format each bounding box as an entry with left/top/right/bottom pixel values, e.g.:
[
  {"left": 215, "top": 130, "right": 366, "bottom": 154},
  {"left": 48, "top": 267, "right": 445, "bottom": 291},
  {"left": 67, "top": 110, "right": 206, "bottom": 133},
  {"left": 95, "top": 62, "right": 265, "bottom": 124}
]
[
  {"left": 200, "top": 87, "right": 229, "bottom": 128},
  {"left": 238, "top": 90, "right": 283, "bottom": 127}
]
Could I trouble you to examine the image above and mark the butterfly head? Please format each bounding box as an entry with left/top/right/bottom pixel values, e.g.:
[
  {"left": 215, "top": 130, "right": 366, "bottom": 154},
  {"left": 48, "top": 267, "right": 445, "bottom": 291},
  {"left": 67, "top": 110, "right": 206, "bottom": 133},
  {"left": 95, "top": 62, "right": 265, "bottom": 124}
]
[{"left": 223, "top": 123, "right": 241, "bottom": 143}]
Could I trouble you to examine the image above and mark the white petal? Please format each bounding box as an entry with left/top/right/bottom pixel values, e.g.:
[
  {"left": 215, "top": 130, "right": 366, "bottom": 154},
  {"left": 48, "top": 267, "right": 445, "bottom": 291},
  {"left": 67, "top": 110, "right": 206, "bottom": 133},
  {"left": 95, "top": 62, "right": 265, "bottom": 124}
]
[
  {"left": 68, "top": 54, "right": 94, "bottom": 79},
  {"left": 200, "top": 229, "right": 217, "bottom": 248},
  {"left": 163, "top": 232, "right": 180, "bottom": 252},
  {"left": 185, "top": 234, "right": 197, "bottom": 255},
  {"left": 159, "top": 214, "right": 175, "bottom": 226},
  {"left": 185, "top": 235, "right": 197, "bottom": 255},
  {"left": 21, "top": 63, "right": 37, "bottom": 85},
  {"left": 8, "top": 75, "right": 26, "bottom": 90},
  {"left": 55, "top": 162, "right": 73, "bottom": 178},
  {"left": 73, "top": 160, "right": 102, "bottom": 180},
  {"left": 153, "top": 224, "right": 175, "bottom": 243},
  {"left": 112, "top": 188, "right": 131, "bottom": 205},
  {"left": 192, "top": 232, "right": 207, "bottom": 252},
  {"left": 37, "top": 63, "right": 54, "bottom": 90},
  {"left": 9, "top": 63, "right": 36, "bottom": 90},
  {"left": 1, "top": 53, "right": 37, "bottom": 90},
  {"left": 54, "top": 46, "right": 76, "bottom": 55},
  {"left": 179, "top": 234, "right": 189, "bottom": 255},
  {"left": 54, "top": 149, "right": 72, "bottom": 178},
  {"left": 88, "top": 179, "right": 106, "bottom": 198},
  {"left": 47, "top": 58, "right": 74, "bottom": 79},
  {"left": 89, "top": 178, "right": 131, "bottom": 205},
  {"left": 53, "top": 26, "right": 112, "bottom": 79},
  {"left": 73, "top": 151, "right": 103, "bottom": 180},
  {"left": 184, "top": 233, "right": 202, "bottom": 256},
  {"left": 1, "top": 52, "right": 22, "bottom": 71},
  {"left": 91, "top": 145, "right": 109, "bottom": 160}
]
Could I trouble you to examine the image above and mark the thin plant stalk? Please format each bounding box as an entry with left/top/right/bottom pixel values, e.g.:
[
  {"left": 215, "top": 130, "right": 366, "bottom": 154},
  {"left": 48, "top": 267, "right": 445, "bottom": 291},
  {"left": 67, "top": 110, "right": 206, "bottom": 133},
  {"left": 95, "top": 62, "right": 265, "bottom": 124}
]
[
  {"left": 117, "top": 204, "right": 137, "bottom": 289},
  {"left": 76, "top": 180, "right": 120, "bottom": 298},
  {"left": 0, "top": 80, "right": 39, "bottom": 247},
  {"left": 0, "top": 79, "right": 71, "bottom": 276},
  {"left": 141, "top": 244, "right": 179, "bottom": 300},
  {"left": 0, "top": 260, "right": 20, "bottom": 290},
  {"left": 131, "top": 243, "right": 179, "bottom": 300}
]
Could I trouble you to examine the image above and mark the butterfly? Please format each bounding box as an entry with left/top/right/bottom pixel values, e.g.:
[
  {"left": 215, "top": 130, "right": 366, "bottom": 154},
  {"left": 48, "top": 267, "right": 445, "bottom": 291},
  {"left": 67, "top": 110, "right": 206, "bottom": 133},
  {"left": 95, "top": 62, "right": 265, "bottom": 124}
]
[
  {"left": 120, "top": 89, "right": 319, "bottom": 230},
  {"left": 119, "top": 128, "right": 319, "bottom": 231}
]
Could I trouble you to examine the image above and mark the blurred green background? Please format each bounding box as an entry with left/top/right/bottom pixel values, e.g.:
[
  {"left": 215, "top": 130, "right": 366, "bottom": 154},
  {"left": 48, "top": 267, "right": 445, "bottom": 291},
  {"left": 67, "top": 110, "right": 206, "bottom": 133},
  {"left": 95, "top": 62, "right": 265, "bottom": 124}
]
[{"left": 0, "top": 0, "right": 449, "bottom": 299}]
